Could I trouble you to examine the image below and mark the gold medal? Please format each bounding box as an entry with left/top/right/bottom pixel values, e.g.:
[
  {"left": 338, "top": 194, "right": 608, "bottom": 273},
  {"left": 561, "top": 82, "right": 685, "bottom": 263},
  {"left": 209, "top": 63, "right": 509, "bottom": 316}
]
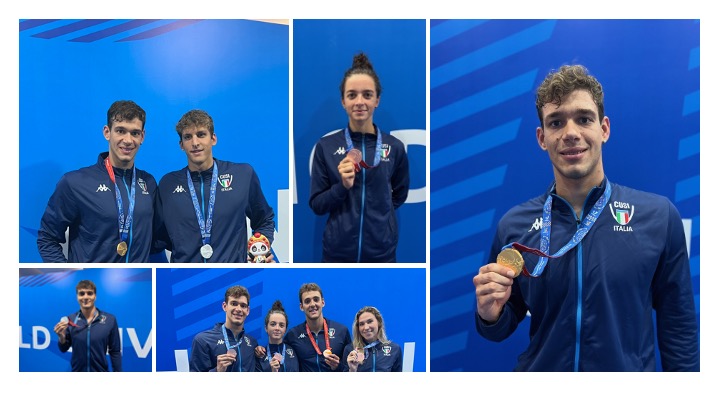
[
  {"left": 323, "top": 349, "right": 332, "bottom": 358},
  {"left": 117, "top": 241, "right": 128, "bottom": 257},
  {"left": 497, "top": 248, "right": 523, "bottom": 278}
]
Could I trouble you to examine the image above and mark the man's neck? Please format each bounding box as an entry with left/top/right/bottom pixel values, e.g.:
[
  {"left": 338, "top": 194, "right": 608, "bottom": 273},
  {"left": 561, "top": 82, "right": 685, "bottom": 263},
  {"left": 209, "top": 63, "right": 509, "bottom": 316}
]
[
  {"left": 224, "top": 322, "right": 244, "bottom": 337},
  {"left": 107, "top": 154, "right": 133, "bottom": 170},
  {"left": 306, "top": 316, "right": 325, "bottom": 334},
  {"left": 554, "top": 174, "right": 604, "bottom": 217},
  {"left": 81, "top": 307, "right": 96, "bottom": 322},
  {"left": 188, "top": 159, "right": 214, "bottom": 173}
]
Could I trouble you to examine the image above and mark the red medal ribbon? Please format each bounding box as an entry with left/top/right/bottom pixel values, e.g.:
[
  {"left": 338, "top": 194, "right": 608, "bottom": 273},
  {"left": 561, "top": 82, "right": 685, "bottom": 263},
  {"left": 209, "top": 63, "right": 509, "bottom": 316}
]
[
  {"left": 104, "top": 157, "right": 116, "bottom": 184},
  {"left": 305, "top": 319, "right": 331, "bottom": 355}
]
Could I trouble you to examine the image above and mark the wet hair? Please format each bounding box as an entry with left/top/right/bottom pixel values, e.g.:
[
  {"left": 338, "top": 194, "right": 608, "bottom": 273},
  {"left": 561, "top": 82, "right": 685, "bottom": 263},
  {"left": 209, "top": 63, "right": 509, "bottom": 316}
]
[
  {"left": 225, "top": 285, "right": 250, "bottom": 306},
  {"left": 107, "top": 100, "right": 146, "bottom": 130},
  {"left": 339, "top": 52, "right": 382, "bottom": 98},
  {"left": 175, "top": 109, "right": 215, "bottom": 140},
  {"left": 75, "top": 280, "right": 96, "bottom": 293},
  {"left": 351, "top": 306, "right": 390, "bottom": 349},
  {"left": 264, "top": 300, "right": 289, "bottom": 327},
  {"left": 535, "top": 64, "right": 604, "bottom": 127},
  {"left": 298, "top": 282, "right": 323, "bottom": 303}
]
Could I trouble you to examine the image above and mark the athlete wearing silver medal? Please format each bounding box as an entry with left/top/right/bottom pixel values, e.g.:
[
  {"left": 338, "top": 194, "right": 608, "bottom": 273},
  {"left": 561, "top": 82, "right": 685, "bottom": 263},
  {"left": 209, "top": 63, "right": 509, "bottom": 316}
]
[
  {"left": 473, "top": 65, "right": 699, "bottom": 371},
  {"left": 54, "top": 280, "right": 122, "bottom": 372},
  {"left": 157, "top": 110, "right": 276, "bottom": 263}
]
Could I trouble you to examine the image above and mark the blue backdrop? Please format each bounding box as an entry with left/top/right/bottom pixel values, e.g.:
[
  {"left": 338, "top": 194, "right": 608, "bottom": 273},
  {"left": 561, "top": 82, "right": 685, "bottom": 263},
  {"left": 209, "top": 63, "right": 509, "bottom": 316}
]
[
  {"left": 18, "top": 267, "right": 152, "bottom": 371},
  {"left": 429, "top": 20, "right": 700, "bottom": 371},
  {"left": 19, "top": 19, "right": 289, "bottom": 262},
  {"left": 155, "top": 267, "right": 426, "bottom": 371},
  {"left": 292, "top": 19, "right": 427, "bottom": 263}
]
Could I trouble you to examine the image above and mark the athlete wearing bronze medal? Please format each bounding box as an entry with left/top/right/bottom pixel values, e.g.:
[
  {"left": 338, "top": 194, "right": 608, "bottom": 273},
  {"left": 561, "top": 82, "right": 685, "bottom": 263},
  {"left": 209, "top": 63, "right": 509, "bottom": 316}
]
[
  {"left": 472, "top": 65, "right": 699, "bottom": 371},
  {"left": 343, "top": 306, "right": 402, "bottom": 372},
  {"left": 189, "top": 285, "right": 258, "bottom": 372},
  {"left": 309, "top": 52, "right": 410, "bottom": 262},
  {"left": 156, "top": 109, "right": 276, "bottom": 263},
  {"left": 284, "top": 283, "right": 351, "bottom": 372},
  {"left": 37, "top": 100, "right": 160, "bottom": 263},
  {"left": 254, "top": 300, "right": 299, "bottom": 372}
]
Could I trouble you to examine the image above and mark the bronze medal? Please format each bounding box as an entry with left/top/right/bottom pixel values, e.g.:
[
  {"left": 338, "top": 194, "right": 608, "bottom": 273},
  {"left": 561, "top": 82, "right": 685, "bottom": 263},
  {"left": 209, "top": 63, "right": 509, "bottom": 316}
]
[
  {"left": 117, "top": 241, "right": 128, "bottom": 257},
  {"left": 347, "top": 148, "right": 362, "bottom": 172},
  {"left": 496, "top": 248, "right": 523, "bottom": 278}
]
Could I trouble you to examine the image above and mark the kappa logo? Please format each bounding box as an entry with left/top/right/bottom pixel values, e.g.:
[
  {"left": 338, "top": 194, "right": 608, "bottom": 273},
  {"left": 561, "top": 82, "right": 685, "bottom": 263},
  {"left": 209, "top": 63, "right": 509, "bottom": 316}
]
[
  {"left": 217, "top": 339, "right": 225, "bottom": 345},
  {"left": 528, "top": 217, "right": 542, "bottom": 232},
  {"left": 137, "top": 178, "right": 148, "bottom": 194},
  {"left": 299, "top": 333, "right": 306, "bottom": 339},
  {"left": 218, "top": 173, "right": 233, "bottom": 191},
  {"left": 96, "top": 184, "right": 110, "bottom": 192},
  {"left": 173, "top": 185, "right": 186, "bottom": 193},
  {"left": 381, "top": 144, "right": 391, "bottom": 161},
  {"left": 328, "top": 328, "right": 335, "bottom": 338},
  {"left": 334, "top": 147, "right": 346, "bottom": 155},
  {"left": 608, "top": 201, "right": 635, "bottom": 232}
]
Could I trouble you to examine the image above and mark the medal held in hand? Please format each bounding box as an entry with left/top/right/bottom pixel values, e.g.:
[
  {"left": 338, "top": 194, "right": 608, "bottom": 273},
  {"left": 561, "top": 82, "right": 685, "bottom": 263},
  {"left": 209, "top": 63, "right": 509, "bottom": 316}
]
[
  {"left": 347, "top": 148, "right": 362, "bottom": 173},
  {"left": 355, "top": 348, "right": 365, "bottom": 364},
  {"left": 496, "top": 248, "right": 524, "bottom": 278},
  {"left": 248, "top": 232, "right": 270, "bottom": 263}
]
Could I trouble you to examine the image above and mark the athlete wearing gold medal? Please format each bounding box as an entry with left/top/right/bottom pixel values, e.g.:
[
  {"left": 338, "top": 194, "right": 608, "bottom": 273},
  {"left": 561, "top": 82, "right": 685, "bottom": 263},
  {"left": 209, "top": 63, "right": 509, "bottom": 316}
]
[
  {"left": 37, "top": 100, "right": 160, "bottom": 263},
  {"left": 472, "top": 65, "right": 698, "bottom": 371}
]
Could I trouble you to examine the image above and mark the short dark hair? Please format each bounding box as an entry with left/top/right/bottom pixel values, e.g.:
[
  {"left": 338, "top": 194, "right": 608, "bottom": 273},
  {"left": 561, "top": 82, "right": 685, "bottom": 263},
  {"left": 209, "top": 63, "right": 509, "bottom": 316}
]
[
  {"left": 536, "top": 64, "right": 604, "bottom": 127},
  {"left": 107, "top": 100, "right": 146, "bottom": 130},
  {"left": 298, "top": 283, "right": 323, "bottom": 303},
  {"left": 340, "top": 52, "right": 382, "bottom": 98},
  {"left": 75, "top": 280, "right": 96, "bottom": 293},
  {"left": 176, "top": 109, "right": 214, "bottom": 140},
  {"left": 225, "top": 285, "right": 250, "bottom": 306}
]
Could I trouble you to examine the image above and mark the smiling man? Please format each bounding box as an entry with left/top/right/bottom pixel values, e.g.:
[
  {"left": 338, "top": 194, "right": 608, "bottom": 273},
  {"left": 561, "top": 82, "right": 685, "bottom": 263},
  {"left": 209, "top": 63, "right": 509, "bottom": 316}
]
[
  {"left": 54, "top": 280, "right": 122, "bottom": 372},
  {"left": 37, "top": 100, "right": 159, "bottom": 263},
  {"left": 472, "top": 65, "right": 699, "bottom": 372},
  {"left": 156, "top": 109, "right": 276, "bottom": 263},
  {"left": 189, "top": 285, "right": 258, "bottom": 372},
  {"left": 284, "top": 283, "right": 351, "bottom": 372}
]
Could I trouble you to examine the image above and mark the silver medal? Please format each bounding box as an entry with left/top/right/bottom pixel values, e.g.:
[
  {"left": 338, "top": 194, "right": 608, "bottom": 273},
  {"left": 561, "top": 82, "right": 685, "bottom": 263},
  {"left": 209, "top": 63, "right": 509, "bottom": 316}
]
[{"left": 200, "top": 244, "right": 213, "bottom": 259}]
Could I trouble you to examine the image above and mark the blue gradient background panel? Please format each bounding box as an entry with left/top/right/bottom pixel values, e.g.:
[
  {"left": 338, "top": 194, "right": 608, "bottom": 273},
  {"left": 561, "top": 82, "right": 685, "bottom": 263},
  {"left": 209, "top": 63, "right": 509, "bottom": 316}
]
[
  {"left": 155, "top": 267, "right": 426, "bottom": 371},
  {"left": 430, "top": 20, "right": 700, "bottom": 371},
  {"left": 292, "top": 20, "right": 427, "bottom": 263},
  {"left": 19, "top": 20, "right": 289, "bottom": 262},
  {"left": 19, "top": 268, "right": 152, "bottom": 371}
]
